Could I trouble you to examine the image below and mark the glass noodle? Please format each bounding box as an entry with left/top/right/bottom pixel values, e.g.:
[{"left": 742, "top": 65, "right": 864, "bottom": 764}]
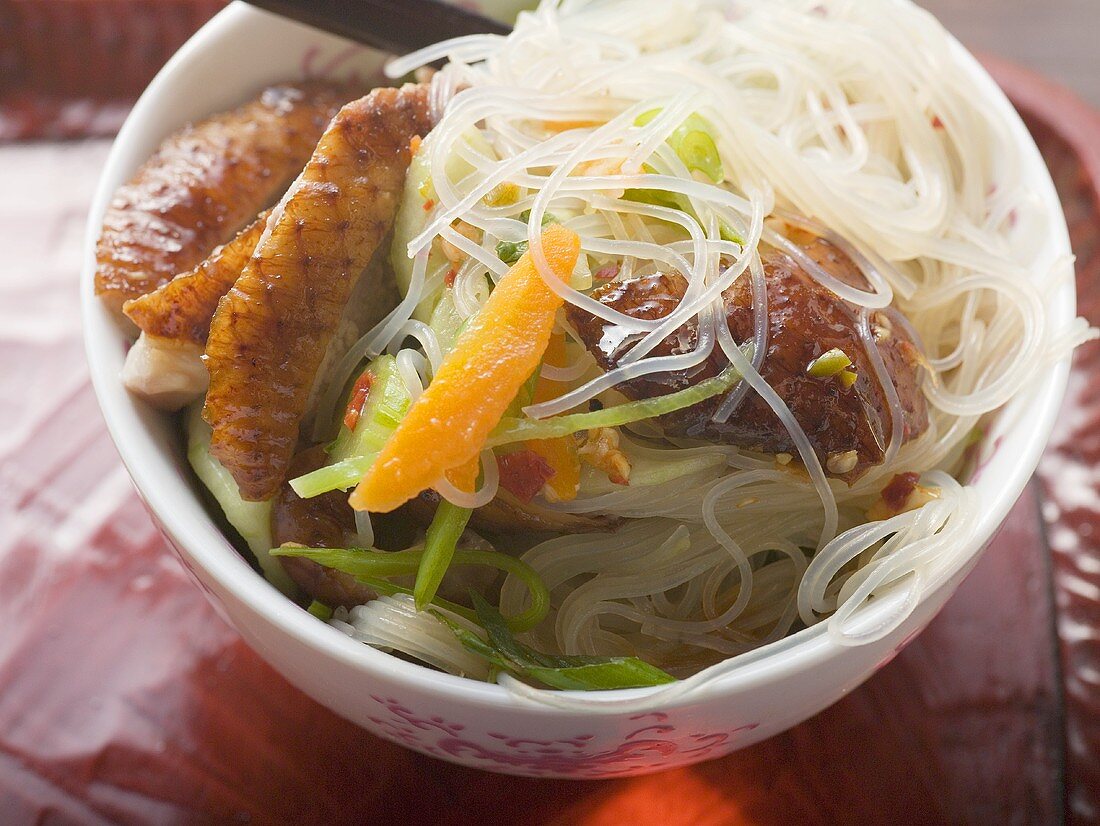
[{"left": 325, "top": 0, "right": 1092, "bottom": 694}]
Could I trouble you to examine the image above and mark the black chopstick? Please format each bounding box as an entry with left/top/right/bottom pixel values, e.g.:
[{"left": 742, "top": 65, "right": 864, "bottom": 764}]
[{"left": 242, "top": 0, "right": 512, "bottom": 56}]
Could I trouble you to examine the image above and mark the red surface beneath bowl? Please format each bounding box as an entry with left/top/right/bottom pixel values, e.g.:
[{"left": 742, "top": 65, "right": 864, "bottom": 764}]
[{"left": 2, "top": 60, "right": 1100, "bottom": 825}]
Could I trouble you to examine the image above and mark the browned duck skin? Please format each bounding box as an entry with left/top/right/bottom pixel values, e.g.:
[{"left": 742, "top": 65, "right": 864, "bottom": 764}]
[
  {"left": 203, "top": 84, "right": 433, "bottom": 502},
  {"left": 95, "top": 82, "right": 350, "bottom": 314},
  {"left": 120, "top": 211, "right": 271, "bottom": 410},
  {"left": 124, "top": 208, "right": 271, "bottom": 346},
  {"left": 567, "top": 229, "right": 928, "bottom": 483}
]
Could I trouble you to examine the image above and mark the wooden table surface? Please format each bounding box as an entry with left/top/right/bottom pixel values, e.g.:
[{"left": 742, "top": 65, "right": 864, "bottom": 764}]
[{"left": 1, "top": 3, "right": 1100, "bottom": 825}]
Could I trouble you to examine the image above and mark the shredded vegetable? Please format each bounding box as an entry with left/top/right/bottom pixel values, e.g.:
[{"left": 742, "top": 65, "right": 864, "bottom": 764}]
[
  {"left": 289, "top": 355, "right": 411, "bottom": 499},
  {"left": 272, "top": 545, "right": 551, "bottom": 632},
  {"left": 436, "top": 594, "right": 677, "bottom": 690},
  {"left": 351, "top": 225, "right": 581, "bottom": 513},
  {"left": 177, "top": 0, "right": 1096, "bottom": 689},
  {"left": 185, "top": 406, "right": 292, "bottom": 593},
  {"left": 414, "top": 501, "right": 474, "bottom": 610}
]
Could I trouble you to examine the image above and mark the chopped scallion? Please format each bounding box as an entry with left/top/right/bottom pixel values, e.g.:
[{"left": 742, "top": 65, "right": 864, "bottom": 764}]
[
  {"left": 677, "top": 128, "right": 723, "bottom": 183},
  {"left": 622, "top": 187, "right": 686, "bottom": 211},
  {"left": 413, "top": 501, "right": 473, "bottom": 610},
  {"left": 718, "top": 221, "right": 746, "bottom": 245},
  {"left": 807, "top": 347, "right": 853, "bottom": 378},
  {"left": 635, "top": 109, "right": 724, "bottom": 183},
  {"left": 496, "top": 212, "right": 560, "bottom": 264}
]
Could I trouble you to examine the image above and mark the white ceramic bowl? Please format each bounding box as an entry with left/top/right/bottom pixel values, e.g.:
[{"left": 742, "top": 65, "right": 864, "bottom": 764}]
[{"left": 82, "top": 1, "right": 1075, "bottom": 778}]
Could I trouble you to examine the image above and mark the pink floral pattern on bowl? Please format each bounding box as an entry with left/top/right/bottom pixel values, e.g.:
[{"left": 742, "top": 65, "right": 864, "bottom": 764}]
[{"left": 364, "top": 697, "right": 759, "bottom": 777}]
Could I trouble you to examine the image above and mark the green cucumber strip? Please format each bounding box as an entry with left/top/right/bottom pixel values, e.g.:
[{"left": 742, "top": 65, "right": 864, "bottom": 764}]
[{"left": 290, "top": 355, "right": 411, "bottom": 499}]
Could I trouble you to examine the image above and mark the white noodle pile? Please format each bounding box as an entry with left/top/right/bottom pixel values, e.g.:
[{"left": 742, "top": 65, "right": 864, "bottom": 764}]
[{"left": 327, "top": 0, "right": 1093, "bottom": 685}]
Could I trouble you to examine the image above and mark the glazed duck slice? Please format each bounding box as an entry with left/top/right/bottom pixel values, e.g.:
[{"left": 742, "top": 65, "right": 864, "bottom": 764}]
[
  {"left": 567, "top": 229, "right": 929, "bottom": 482},
  {"left": 203, "top": 84, "right": 433, "bottom": 502},
  {"left": 120, "top": 210, "right": 271, "bottom": 410},
  {"left": 124, "top": 209, "right": 272, "bottom": 346},
  {"left": 95, "top": 82, "right": 350, "bottom": 313}
]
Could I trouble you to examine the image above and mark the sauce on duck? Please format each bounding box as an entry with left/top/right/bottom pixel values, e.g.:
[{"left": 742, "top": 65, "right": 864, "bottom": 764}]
[{"left": 567, "top": 228, "right": 928, "bottom": 481}]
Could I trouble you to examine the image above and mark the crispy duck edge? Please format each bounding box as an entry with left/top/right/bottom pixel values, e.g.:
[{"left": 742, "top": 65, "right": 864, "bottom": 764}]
[{"left": 202, "top": 84, "right": 434, "bottom": 502}]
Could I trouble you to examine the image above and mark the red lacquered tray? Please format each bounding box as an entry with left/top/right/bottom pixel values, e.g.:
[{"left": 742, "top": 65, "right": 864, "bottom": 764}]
[
  {"left": 1, "top": 34, "right": 1099, "bottom": 826},
  {"left": 0, "top": 0, "right": 223, "bottom": 139}
]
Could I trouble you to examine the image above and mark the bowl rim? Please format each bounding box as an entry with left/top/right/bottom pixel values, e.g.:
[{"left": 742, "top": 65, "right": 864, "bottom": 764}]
[{"left": 82, "top": 0, "right": 1077, "bottom": 713}]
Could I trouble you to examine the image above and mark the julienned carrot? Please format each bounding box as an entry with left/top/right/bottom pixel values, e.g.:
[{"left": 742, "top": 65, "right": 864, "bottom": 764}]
[
  {"left": 532, "top": 331, "right": 569, "bottom": 405},
  {"left": 526, "top": 436, "right": 580, "bottom": 501},
  {"left": 445, "top": 455, "right": 480, "bottom": 494},
  {"left": 350, "top": 224, "right": 581, "bottom": 513}
]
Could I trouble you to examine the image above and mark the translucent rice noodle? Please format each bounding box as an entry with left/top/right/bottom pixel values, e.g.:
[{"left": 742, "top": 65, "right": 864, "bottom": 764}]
[
  {"left": 329, "top": 0, "right": 1094, "bottom": 691},
  {"left": 332, "top": 595, "right": 491, "bottom": 680}
]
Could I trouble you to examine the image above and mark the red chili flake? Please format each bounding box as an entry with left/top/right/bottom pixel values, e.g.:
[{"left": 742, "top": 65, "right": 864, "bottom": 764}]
[
  {"left": 423, "top": 198, "right": 435, "bottom": 211},
  {"left": 497, "top": 450, "right": 556, "bottom": 503},
  {"left": 343, "top": 371, "right": 374, "bottom": 431},
  {"left": 881, "top": 471, "right": 919, "bottom": 512},
  {"left": 594, "top": 262, "right": 621, "bottom": 282},
  {"left": 931, "top": 115, "right": 944, "bottom": 129},
  {"left": 444, "top": 267, "right": 458, "bottom": 287}
]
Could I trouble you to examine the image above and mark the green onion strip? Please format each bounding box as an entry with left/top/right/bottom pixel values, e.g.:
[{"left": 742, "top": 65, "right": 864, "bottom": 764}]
[
  {"left": 271, "top": 545, "right": 550, "bottom": 632},
  {"left": 488, "top": 353, "right": 750, "bottom": 447}
]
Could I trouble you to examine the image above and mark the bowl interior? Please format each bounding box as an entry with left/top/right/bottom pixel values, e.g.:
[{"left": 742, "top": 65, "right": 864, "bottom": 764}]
[{"left": 82, "top": 0, "right": 1076, "bottom": 710}]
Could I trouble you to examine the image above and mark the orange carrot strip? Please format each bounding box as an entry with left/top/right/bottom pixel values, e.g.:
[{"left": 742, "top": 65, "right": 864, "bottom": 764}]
[
  {"left": 532, "top": 331, "right": 568, "bottom": 403},
  {"left": 541, "top": 119, "right": 604, "bottom": 133},
  {"left": 350, "top": 224, "right": 581, "bottom": 512},
  {"left": 526, "top": 436, "right": 580, "bottom": 502},
  {"left": 444, "top": 455, "right": 480, "bottom": 494}
]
